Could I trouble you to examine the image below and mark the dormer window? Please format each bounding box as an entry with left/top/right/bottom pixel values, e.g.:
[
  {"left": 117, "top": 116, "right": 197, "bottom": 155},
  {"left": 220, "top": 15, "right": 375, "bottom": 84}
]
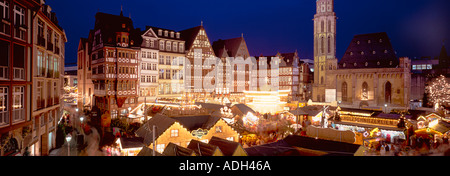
[
  {"left": 377, "top": 61, "right": 380, "bottom": 66},
  {"left": 361, "top": 51, "right": 364, "bottom": 55},
  {"left": 350, "top": 52, "right": 353, "bottom": 56},
  {"left": 343, "top": 63, "right": 346, "bottom": 68},
  {"left": 158, "top": 29, "right": 162, "bottom": 36},
  {"left": 354, "top": 63, "right": 357, "bottom": 67},
  {"left": 368, "top": 40, "right": 371, "bottom": 44},
  {"left": 164, "top": 30, "right": 168, "bottom": 37},
  {"left": 357, "top": 41, "right": 360, "bottom": 45},
  {"left": 379, "top": 39, "right": 383, "bottom": 43},
  {"left": 122, "top": 23, "right": 126, "bottom": 28},
  {"left": 373, "top": 51, "right": 376, "bottom": 54},
  {"left": 176, "top": 32, "right": 180, "bottom": 39},
  {"left": 384, "top": 50, "right": 388, "bottom": 54},
  {"left": 170, "top": 31, "right": 174, "bottom": 38},
  {"left": 365, "top": 62, "right": 368, "bottom": 67}
]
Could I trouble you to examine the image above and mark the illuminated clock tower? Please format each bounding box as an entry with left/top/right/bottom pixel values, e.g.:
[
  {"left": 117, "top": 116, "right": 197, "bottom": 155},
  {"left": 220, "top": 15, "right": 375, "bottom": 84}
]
[{"left": 313, "top": 0, "right": 337, "bottom": 102}]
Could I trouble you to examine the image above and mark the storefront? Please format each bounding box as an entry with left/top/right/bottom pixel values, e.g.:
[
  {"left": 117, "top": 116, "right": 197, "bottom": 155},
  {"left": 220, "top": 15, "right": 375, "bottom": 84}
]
[{"left": 334, "top": 122, "right": 406, "bottom": 143}]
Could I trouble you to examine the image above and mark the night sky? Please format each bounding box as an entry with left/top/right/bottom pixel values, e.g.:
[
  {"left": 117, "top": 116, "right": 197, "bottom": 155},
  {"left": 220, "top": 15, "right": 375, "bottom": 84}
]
[{"left": 45, "top": 0, "right": 450, "bottom": 65}]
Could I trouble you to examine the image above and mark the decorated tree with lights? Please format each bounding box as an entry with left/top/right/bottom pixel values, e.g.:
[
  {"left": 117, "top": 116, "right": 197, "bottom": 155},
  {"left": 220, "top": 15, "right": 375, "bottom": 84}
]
[{"left": 425, "top": 75, "right": 450, "bottom": 107}]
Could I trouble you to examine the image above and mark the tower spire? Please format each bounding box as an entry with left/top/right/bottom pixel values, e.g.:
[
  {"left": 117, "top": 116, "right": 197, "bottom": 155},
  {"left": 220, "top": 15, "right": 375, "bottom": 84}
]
[{"left": 120, "top": 5, "right": 123, "bottom": 16}]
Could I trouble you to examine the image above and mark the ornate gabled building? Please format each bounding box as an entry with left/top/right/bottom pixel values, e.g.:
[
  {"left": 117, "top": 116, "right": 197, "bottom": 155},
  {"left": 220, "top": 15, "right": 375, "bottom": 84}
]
[
  {"left": 212, "top": 36, "right": 252, "bottom": 98},
  {"left": 179, "top": 25, "right": 216, "bottom": 102},
  {"left": 278, "top": 51, "right": 300, "bottom": 102},
  {"left": 137, "top": 27, "right": 159, "bottom": 103},
  {"left": 87, "top": 11, "right": 140, "bottom": 119}
]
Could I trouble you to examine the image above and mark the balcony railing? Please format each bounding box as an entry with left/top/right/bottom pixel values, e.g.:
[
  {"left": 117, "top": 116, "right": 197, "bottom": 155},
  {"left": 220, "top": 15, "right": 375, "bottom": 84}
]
[
  {"left": 14, "top": 25, "right": 27, "bottom": 40},
  {"left": 12, "top": 109, "right": 25, "bottom": 123},
  {"left": 0, "top": 111, "right": 9, "bottom": 127},
  {"left": 0, "top": 66, "right": 8, "bottom": 80},
  {"left": 13, "top": 67, "right": 24, "bottom": 80}
]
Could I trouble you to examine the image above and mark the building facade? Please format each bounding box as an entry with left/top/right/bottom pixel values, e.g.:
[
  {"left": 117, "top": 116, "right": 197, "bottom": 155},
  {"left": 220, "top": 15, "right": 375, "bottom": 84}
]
[
  {"left": 0, "top": 0, "right": 65, "bottom": 156},
  {"left": 88, "top": 12, "right": 140, "bottom": 120},
  {"left": 278, "top": 51, "right": 300, "bottom": 102},
  {"left": 180, "top": 25, "right": 216, "bottom": 102},
  {"left": 77, "top": 38, "right": 94, "bottom": 111},
  {"left": 212, "top": 36, "right": 252, "bottom": 98},
  {"left": 138, "top": 27, "right": 159, "bottom": 103},
  {"left": 153, "top": 27, "right": 185, "bottom": 101},
  {"left": 328, "top": 32, "right": 411, "bottom": 110},
  {"left": 31, "top": 2, "right": 66, "bottom": 156}
]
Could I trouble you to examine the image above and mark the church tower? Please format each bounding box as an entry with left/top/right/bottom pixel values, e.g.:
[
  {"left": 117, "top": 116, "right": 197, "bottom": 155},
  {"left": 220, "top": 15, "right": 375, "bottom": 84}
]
[{"left": 313, "top": 0, "right": 337, "bottom": 102}]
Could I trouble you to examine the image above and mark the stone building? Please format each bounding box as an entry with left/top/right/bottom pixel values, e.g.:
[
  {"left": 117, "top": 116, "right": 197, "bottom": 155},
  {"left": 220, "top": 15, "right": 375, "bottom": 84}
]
[
  {"left": 312, "top": 0, "right": 337, "bottom": 102},
  {"left": 327, "top": 32, "right": 411, "bottom": 110}
]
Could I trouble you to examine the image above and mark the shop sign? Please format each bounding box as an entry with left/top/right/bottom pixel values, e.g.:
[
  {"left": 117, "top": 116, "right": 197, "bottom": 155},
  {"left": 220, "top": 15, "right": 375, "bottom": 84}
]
[{"left": 192, "top": 129, "right": 208, "bottom": 139}]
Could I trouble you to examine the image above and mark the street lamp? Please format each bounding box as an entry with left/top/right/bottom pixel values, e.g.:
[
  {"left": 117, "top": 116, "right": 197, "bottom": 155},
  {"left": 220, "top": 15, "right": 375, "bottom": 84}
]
[
  {"left": 80, "top": 116, "right": 84, "bottom": 123},
  {"left": 65, "top": 134, "right": 72, "bottom": 156}
]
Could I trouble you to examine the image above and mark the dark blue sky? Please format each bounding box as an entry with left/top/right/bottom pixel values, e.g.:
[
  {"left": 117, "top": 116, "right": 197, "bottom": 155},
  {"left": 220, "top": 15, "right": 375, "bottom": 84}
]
[{"left": 46, "top": 0, "right": 450, "bottom": 64}]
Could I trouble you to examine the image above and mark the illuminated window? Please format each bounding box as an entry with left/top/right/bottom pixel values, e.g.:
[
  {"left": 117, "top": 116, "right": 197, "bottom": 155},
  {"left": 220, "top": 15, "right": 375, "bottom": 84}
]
[
  {"left": 12, "top": 86, "right": 24, "bottom": 123},
  {"left": 412, "top": 65, "right": 417, "bottom": 70},
  {"left": 426, "top": 64, "right": 432, "bottom": 70},
  {"left": 156, "top": 144, "right": 165, "bottom": 153},
  {"left": 170, "top": 129, "right": 178, "bottom": 137},
  {"left": 0, "top": 86, "right": 8, "bottom": 126},
  {"left": 362, "top": 82, "right": 368, "bottom": 100}
]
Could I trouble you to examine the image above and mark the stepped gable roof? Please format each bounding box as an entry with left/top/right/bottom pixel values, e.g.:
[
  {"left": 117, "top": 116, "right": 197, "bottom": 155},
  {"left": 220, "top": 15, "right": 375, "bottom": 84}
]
[
  {"left": 279, "top": 52, "right": 300, "bottom": 67},
  {"left": 93, "top": 12, "right": 140, "bottom": 47},
  {"left": 179, "top": 26, "right": 203, "bottom": 51},
  {"left": 212, "top": 37, "right": 245, "bottom": 58},
  {"left": 339, "top": 32, "right": 398, "bottom": 69},
  {"left": 163, "top": 143, "right": 196, "bottom": 156}
]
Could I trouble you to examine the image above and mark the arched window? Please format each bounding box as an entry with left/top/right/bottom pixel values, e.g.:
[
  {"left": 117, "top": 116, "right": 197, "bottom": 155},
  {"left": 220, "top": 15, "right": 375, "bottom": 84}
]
[
  {"left": 321, "top": 77, "right": 324, "bottom": 84},
  {"left": 321, "top": 37, "right": 324, "bottom": 54},
  {"left": 328, "top": 36, "right": 331, "bottom": 53},
  {"left": 362, "top": 82, "right": 368, "bottom": 100},
  {"left": 342, "top": 82, "right": 348, "bottom": 102},
  {"left": 385, "top": 81, "right": 392, "bottom": 103},
  {"left": 328, "top": 20, "right": 331, "bottom": 32},
  {"left": 321, "top": 20, "right": 324, "bottom": 33}
]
